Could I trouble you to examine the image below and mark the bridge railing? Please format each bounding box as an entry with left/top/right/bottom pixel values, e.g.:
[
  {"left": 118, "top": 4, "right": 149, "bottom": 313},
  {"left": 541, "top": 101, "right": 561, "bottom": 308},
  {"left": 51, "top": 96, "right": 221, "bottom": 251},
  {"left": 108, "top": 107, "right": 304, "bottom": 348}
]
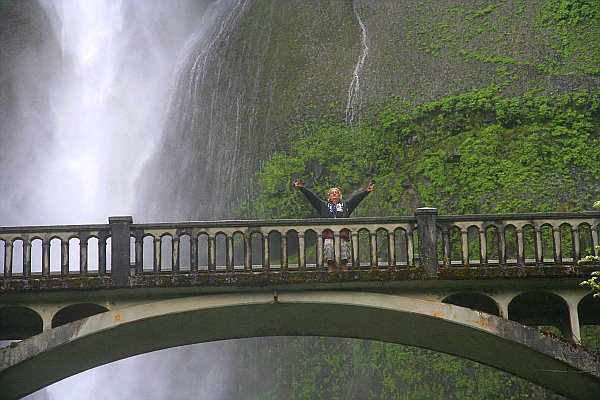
[
  {"left": 2, "top": 209, "right": 599, "bottom": 287},
  {"left": 436, "top": 211, "right": 600, "bottom": 268}
]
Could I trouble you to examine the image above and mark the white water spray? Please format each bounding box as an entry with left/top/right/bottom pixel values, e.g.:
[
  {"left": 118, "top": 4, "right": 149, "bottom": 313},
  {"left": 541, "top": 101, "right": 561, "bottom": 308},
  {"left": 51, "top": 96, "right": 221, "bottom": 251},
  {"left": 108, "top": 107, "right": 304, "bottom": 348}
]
[
  {"left": 0, "top": 0, "right": 250, "bottom": 399},
  {"left": 2, "top": 0, "right": 192, "bottom": 225},
  {"left": 345, "top": 0, "right": 369, "bottom": 125}
]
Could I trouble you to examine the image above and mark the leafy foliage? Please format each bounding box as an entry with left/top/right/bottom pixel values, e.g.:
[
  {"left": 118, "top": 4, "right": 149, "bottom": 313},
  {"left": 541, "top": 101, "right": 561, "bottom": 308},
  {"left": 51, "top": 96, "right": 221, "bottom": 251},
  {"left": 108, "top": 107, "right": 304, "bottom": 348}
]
[
  {"left": 581, "top": 271, "right": 600, "bottom": 297},
  {"left": 239, "top": 89, "right": 599, "bottom": 399},
  {"left": 248, "top": 88, "right": 600, "bottom": 219},
  {"left": 580, "top": 201, "right": 600, "bottom": 297},
  {"left": 254, "top": 338, "right": 566, "bottom": 400},
  {"left": 536, "top": 0, "right": 600, "bottom": 74}
]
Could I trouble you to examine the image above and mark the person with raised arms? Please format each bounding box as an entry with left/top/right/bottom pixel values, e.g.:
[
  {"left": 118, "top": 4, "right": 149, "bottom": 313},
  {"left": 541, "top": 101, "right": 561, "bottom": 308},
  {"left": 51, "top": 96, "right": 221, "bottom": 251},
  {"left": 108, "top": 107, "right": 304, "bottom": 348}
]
[{"left": 293, "top": 179, "right": 375, "bottom": 271}]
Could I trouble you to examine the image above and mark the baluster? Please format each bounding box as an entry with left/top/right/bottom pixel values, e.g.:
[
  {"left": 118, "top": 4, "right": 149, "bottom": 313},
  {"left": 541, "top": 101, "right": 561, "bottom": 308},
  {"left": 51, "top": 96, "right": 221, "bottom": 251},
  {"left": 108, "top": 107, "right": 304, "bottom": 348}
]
[
  {"left": 592, "top": 225, "right": 599, "bottom": 257},
  {"left": 209, "top": 234, "right": 217, "bottom": 272},
  {"left": 351, "top": 231, "right": 359, "bottom": 268},
  {"left": 42, "top": 238, "right": 51, "bottom": 276},
  {"left": 4, "top": 240, "right": 12, "bottom": 279},
  {"left": 23, "top": 238, "right": 32, "bottom": 278},
  {"left": 80, "top": 236, "right": 88, "bottom": 276},
  {"left": 244, "top": 233, "right": 252, "bottom": 271},
  {"left": 98, "top": 235, "right": 107, "bottom": 275},
  {"left": 552, "top": 226, "right": 562, "bottom": 265},
  {"left": 226, "top": 234, "right": 234, "bottom": 272},
  {"left": 441, "top": 227, "right": 450, "bottom": 267},
  {"left": 534, "top": 226, "right": 543, "bottom": 265},
  {"left": 298, "top": 231, "right": 306, "bottom": 271},
  {"left": 172, "top": 235, "right": 180, "bottom": 273},
  {"left": 370, "top": 230, "right": 378, "bottom": 269},
  {"left": 479, "top": 227, "right": 487, "bottom": 266},
  {"left": 135, "top": 235, "right": 143, "bottom": 274},
  {"left": 388, "top": 229, "right": 396, "bottom": 269},
  {"left": 61, "top": 238, "right": 69, "bottom": 276},
  {"left": 407, "top": 229, "right": 414, "bottom": 267},
  {"left": 498, "top": 226, "right": 506, "bottom": 265},
  {"left": 153, "top": 236, "right": 161, "bottom": 273},
  {"left": 572, "top": 226, "right": 580, "bottom": 263},
  {"left": 516, "top": 227, "right": 525, "bottom": 266},
  {"left": 190, "top": 234, "right": 199, "bottom": 272},
  {"left": 461, "top": 228, "right": 469, "bottom": 266},
  {"left": 316, "top": 231, "right": 323, "bottom": 270},
  {"left": 281, "top": 233, "right": 288, "bottom": 271},
  {"left": 333, "top": 231, "right": 341, "bottom": 268},
  {"left": 262, "top": 233, "right": 270, "bottom": 272}
]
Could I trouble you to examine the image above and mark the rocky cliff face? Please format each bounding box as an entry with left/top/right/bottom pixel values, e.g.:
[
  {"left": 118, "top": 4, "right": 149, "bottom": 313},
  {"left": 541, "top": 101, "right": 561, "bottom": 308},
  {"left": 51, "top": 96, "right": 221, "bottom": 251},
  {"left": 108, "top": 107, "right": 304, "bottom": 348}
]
[
  {"left": 1, "top": 0, "right": 597, "bottom": 221},
  {"left": 136, "top": 0, "right": 598, "bottom": 220}
]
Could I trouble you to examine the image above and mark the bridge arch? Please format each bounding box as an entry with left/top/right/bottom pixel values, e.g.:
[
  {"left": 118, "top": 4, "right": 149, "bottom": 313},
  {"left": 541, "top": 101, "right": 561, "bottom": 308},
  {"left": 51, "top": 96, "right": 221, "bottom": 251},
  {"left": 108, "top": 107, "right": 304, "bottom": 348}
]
[
  {"left": 508, "top": 290, "right": 571, "bottom": 335},
  {"left": 578, "top": 293, "right": 600, "bottom": 325},
  {"left": 0, "top": 306, "right": 43, "bottom": 340},
  {"left": 51, "top": 303, "right": 109, "bottom": 328},
  {"left": 442, "top": 292, "right": 500, "bottom": 316},
  {"left": 1, "top": 292, "right": 598, "bottom": 400}
]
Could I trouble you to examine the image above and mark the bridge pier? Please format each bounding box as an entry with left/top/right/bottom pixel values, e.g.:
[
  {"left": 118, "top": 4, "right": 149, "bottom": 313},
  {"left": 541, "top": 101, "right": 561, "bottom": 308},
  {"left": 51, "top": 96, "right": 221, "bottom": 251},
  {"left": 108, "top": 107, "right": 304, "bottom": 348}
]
[
  {"left": 415, "top": 207, "right": 438, "bottom": 278},
  {"left": 565, "top": 295, "right": 582, "bottom": 342},
  {"left": 109, "top": 216, "right": 132, "bottom": 287}
]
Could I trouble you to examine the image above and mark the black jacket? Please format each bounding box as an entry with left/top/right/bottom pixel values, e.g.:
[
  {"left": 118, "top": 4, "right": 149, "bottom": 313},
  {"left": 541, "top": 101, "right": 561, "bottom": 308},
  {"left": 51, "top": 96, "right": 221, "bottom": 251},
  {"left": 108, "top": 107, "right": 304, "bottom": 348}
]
[{"left": 298, "top": 186, "right": 370, "bottom": 218}]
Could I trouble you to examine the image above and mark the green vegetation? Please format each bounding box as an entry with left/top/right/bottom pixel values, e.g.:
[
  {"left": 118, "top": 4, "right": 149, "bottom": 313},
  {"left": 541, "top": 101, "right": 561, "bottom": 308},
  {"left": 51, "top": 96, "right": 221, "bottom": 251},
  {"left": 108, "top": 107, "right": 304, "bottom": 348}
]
[
  {"left": 581, "top": 271, "right": 600, "bottom": 296},
  {"left": 237, "top": 88, "right": 600, "bottom": 399},
  {"left": 537, "top": 0, "right": 600, "bottom": 74},
  {"left": 580, "top": 202, "right": 600, "bottom": 297},
  {"left": 247, "top": 88, "right": 600, "bottom": 219},
  {"left": 244, "top": 337, "right": 568, "bottom": 400}
]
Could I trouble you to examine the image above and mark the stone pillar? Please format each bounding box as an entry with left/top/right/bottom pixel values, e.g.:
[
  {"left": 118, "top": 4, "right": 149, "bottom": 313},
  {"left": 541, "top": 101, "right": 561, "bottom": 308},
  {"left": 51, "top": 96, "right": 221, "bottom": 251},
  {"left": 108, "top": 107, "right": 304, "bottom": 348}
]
[
  {"left": 109, "top": 216, "right": 133, "bottom": 287},
  {"left": 566, "top": 297, "right": 582, "bottom": 343},
  {"left": 416, "top": 207, "right": 438, "bottom": 278}
]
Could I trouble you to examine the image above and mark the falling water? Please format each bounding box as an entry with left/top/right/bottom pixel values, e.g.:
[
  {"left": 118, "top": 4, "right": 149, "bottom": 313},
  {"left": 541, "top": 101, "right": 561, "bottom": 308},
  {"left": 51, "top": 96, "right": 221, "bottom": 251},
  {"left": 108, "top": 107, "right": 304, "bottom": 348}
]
[
  {"left": 345, "top": 0, "right": 369, "bottom": 125},
  {"left": 135, "top": 0, "right": 252, "bottom": 222},
  {"left": 0, "top": 0, "right": 252, "bottom": 399},
  {"left": 1, "top": 0, "right": 197, "bottom": 225}
]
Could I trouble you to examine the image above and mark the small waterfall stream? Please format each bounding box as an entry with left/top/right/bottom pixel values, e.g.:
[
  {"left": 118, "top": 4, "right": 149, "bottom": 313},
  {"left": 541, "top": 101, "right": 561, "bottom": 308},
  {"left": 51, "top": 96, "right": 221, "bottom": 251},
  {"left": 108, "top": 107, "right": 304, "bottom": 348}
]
[{"left": 345, "top": 0, "right": 369, "bottom": 125}]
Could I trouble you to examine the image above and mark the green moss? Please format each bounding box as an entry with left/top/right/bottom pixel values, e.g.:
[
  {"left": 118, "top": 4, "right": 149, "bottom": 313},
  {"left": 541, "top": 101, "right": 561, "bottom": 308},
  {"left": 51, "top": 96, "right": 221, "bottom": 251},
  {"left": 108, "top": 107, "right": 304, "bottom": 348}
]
[
  {"left": 247, "top": 89, "right": 600, "bottom": 219},
  {"left": 257, "top": 338, "right": 566, "bottom": 399}
]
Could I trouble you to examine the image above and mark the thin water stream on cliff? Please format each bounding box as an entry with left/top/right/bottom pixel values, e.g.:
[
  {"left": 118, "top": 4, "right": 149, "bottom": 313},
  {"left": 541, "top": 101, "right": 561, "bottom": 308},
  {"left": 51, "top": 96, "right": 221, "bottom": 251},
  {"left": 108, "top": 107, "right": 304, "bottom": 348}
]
[{"left": 345, "top": 0, "right": 369, "bottom": 125}]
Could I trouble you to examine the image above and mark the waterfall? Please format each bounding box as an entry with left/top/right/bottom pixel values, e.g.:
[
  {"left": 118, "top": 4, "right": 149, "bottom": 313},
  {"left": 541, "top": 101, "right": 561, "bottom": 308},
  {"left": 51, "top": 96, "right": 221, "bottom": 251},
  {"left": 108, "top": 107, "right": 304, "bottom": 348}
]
[
  {"left": 135, "top": 0, "right": 251, "bottom": 222},
  {"left": 0, "top": 0, "right": 252, "bottom": 399},
  {"left": 345, "top": 0, "right": 369, "bottom": 125},
  {"left": 0, "top": 0, "right": 198, "bottom": 225}
]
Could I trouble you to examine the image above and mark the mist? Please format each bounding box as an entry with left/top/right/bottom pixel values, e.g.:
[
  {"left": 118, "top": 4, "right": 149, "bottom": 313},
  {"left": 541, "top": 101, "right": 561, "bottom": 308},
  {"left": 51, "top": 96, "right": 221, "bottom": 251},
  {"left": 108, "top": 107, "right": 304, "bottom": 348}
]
[
  {"left": 0, "top": 0, "right": 218, "bottom": 225},
  {"left": 0, "top": 0, "right": 253, "bottom": 399}
]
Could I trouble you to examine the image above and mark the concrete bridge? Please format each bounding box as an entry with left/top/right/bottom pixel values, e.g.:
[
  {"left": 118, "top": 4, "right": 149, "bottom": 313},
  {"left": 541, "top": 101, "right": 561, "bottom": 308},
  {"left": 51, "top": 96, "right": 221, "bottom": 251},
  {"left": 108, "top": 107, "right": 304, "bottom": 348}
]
[{"left": 1, "top": 209, "right": 600, "bottom": 399}]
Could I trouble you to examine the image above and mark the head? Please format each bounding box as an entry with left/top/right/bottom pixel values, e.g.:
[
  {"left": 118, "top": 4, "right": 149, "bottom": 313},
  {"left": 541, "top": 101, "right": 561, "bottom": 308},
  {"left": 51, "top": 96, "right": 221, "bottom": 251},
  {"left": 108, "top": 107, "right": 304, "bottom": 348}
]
[{"left": 328, "top": 187, "right": 342, "bottom": 203}]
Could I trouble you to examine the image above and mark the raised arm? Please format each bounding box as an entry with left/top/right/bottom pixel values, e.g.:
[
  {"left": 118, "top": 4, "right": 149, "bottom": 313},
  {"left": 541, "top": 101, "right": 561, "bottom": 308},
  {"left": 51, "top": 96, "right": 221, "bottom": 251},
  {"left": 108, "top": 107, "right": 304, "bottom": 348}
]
[
  {"left": 294, "top": 179, "right": 325, "bottom": 212},
  {"left": 346, "top": 182, "right": 375, "bottom": 215}
]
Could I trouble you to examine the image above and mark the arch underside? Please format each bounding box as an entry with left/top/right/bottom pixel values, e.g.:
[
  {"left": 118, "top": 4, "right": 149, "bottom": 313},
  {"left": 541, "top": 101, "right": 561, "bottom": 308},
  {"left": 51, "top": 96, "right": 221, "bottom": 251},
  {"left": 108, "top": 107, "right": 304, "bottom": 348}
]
[{"left": 1, "top": 292, "right": 598, "bottom": 400}]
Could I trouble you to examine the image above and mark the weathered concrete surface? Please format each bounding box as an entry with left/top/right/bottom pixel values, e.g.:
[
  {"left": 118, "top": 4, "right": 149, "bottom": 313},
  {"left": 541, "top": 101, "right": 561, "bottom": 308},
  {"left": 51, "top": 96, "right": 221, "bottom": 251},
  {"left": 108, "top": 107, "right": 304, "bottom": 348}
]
[
  {"left": 1, "top": 292, "right": 598, "bottom": 400},
  {"left": 3, "top": 264, "right": 597, "bottom": 293}
]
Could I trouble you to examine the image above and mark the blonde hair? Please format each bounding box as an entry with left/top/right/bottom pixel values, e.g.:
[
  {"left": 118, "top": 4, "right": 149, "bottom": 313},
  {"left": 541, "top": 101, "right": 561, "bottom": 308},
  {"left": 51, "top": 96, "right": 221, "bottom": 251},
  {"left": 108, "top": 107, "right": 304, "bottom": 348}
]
[{"left": 328, "top": 187, "right": 342, "bottom": 199}]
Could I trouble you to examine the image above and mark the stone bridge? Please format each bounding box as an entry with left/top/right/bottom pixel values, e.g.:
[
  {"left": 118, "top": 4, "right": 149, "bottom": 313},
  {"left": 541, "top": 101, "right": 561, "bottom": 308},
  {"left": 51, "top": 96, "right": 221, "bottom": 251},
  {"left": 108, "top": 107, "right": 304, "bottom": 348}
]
[{"left": 1, "top": 209, "right": 599, "bottom": 399}]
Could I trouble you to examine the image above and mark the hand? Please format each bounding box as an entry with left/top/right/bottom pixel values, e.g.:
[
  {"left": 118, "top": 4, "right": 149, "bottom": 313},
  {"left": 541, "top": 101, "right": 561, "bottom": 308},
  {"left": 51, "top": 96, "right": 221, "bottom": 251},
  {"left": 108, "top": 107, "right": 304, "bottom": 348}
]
[
  {"left": 293, "top": 179, "right": 303, "bottom": 188},
  {"left": 366, "top": 182, "right": 375, "bottom": 191}
]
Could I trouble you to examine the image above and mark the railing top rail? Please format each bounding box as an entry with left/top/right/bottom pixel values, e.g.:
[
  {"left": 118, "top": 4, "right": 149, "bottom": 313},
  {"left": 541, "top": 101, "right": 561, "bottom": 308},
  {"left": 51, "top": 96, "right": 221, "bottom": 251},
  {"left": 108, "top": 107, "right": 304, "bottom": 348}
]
[
  {"left": 1, "top": 211, "right": 599, "bottom": 234},
  {"left": 437, "top": 211, "right": 600, "bottom": 223},
  {"left": 130, "top": 216, "right": 418, "bottom": 230},
  {"left": 0, "top": 223, "right": 110, "bottom": 235}
]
